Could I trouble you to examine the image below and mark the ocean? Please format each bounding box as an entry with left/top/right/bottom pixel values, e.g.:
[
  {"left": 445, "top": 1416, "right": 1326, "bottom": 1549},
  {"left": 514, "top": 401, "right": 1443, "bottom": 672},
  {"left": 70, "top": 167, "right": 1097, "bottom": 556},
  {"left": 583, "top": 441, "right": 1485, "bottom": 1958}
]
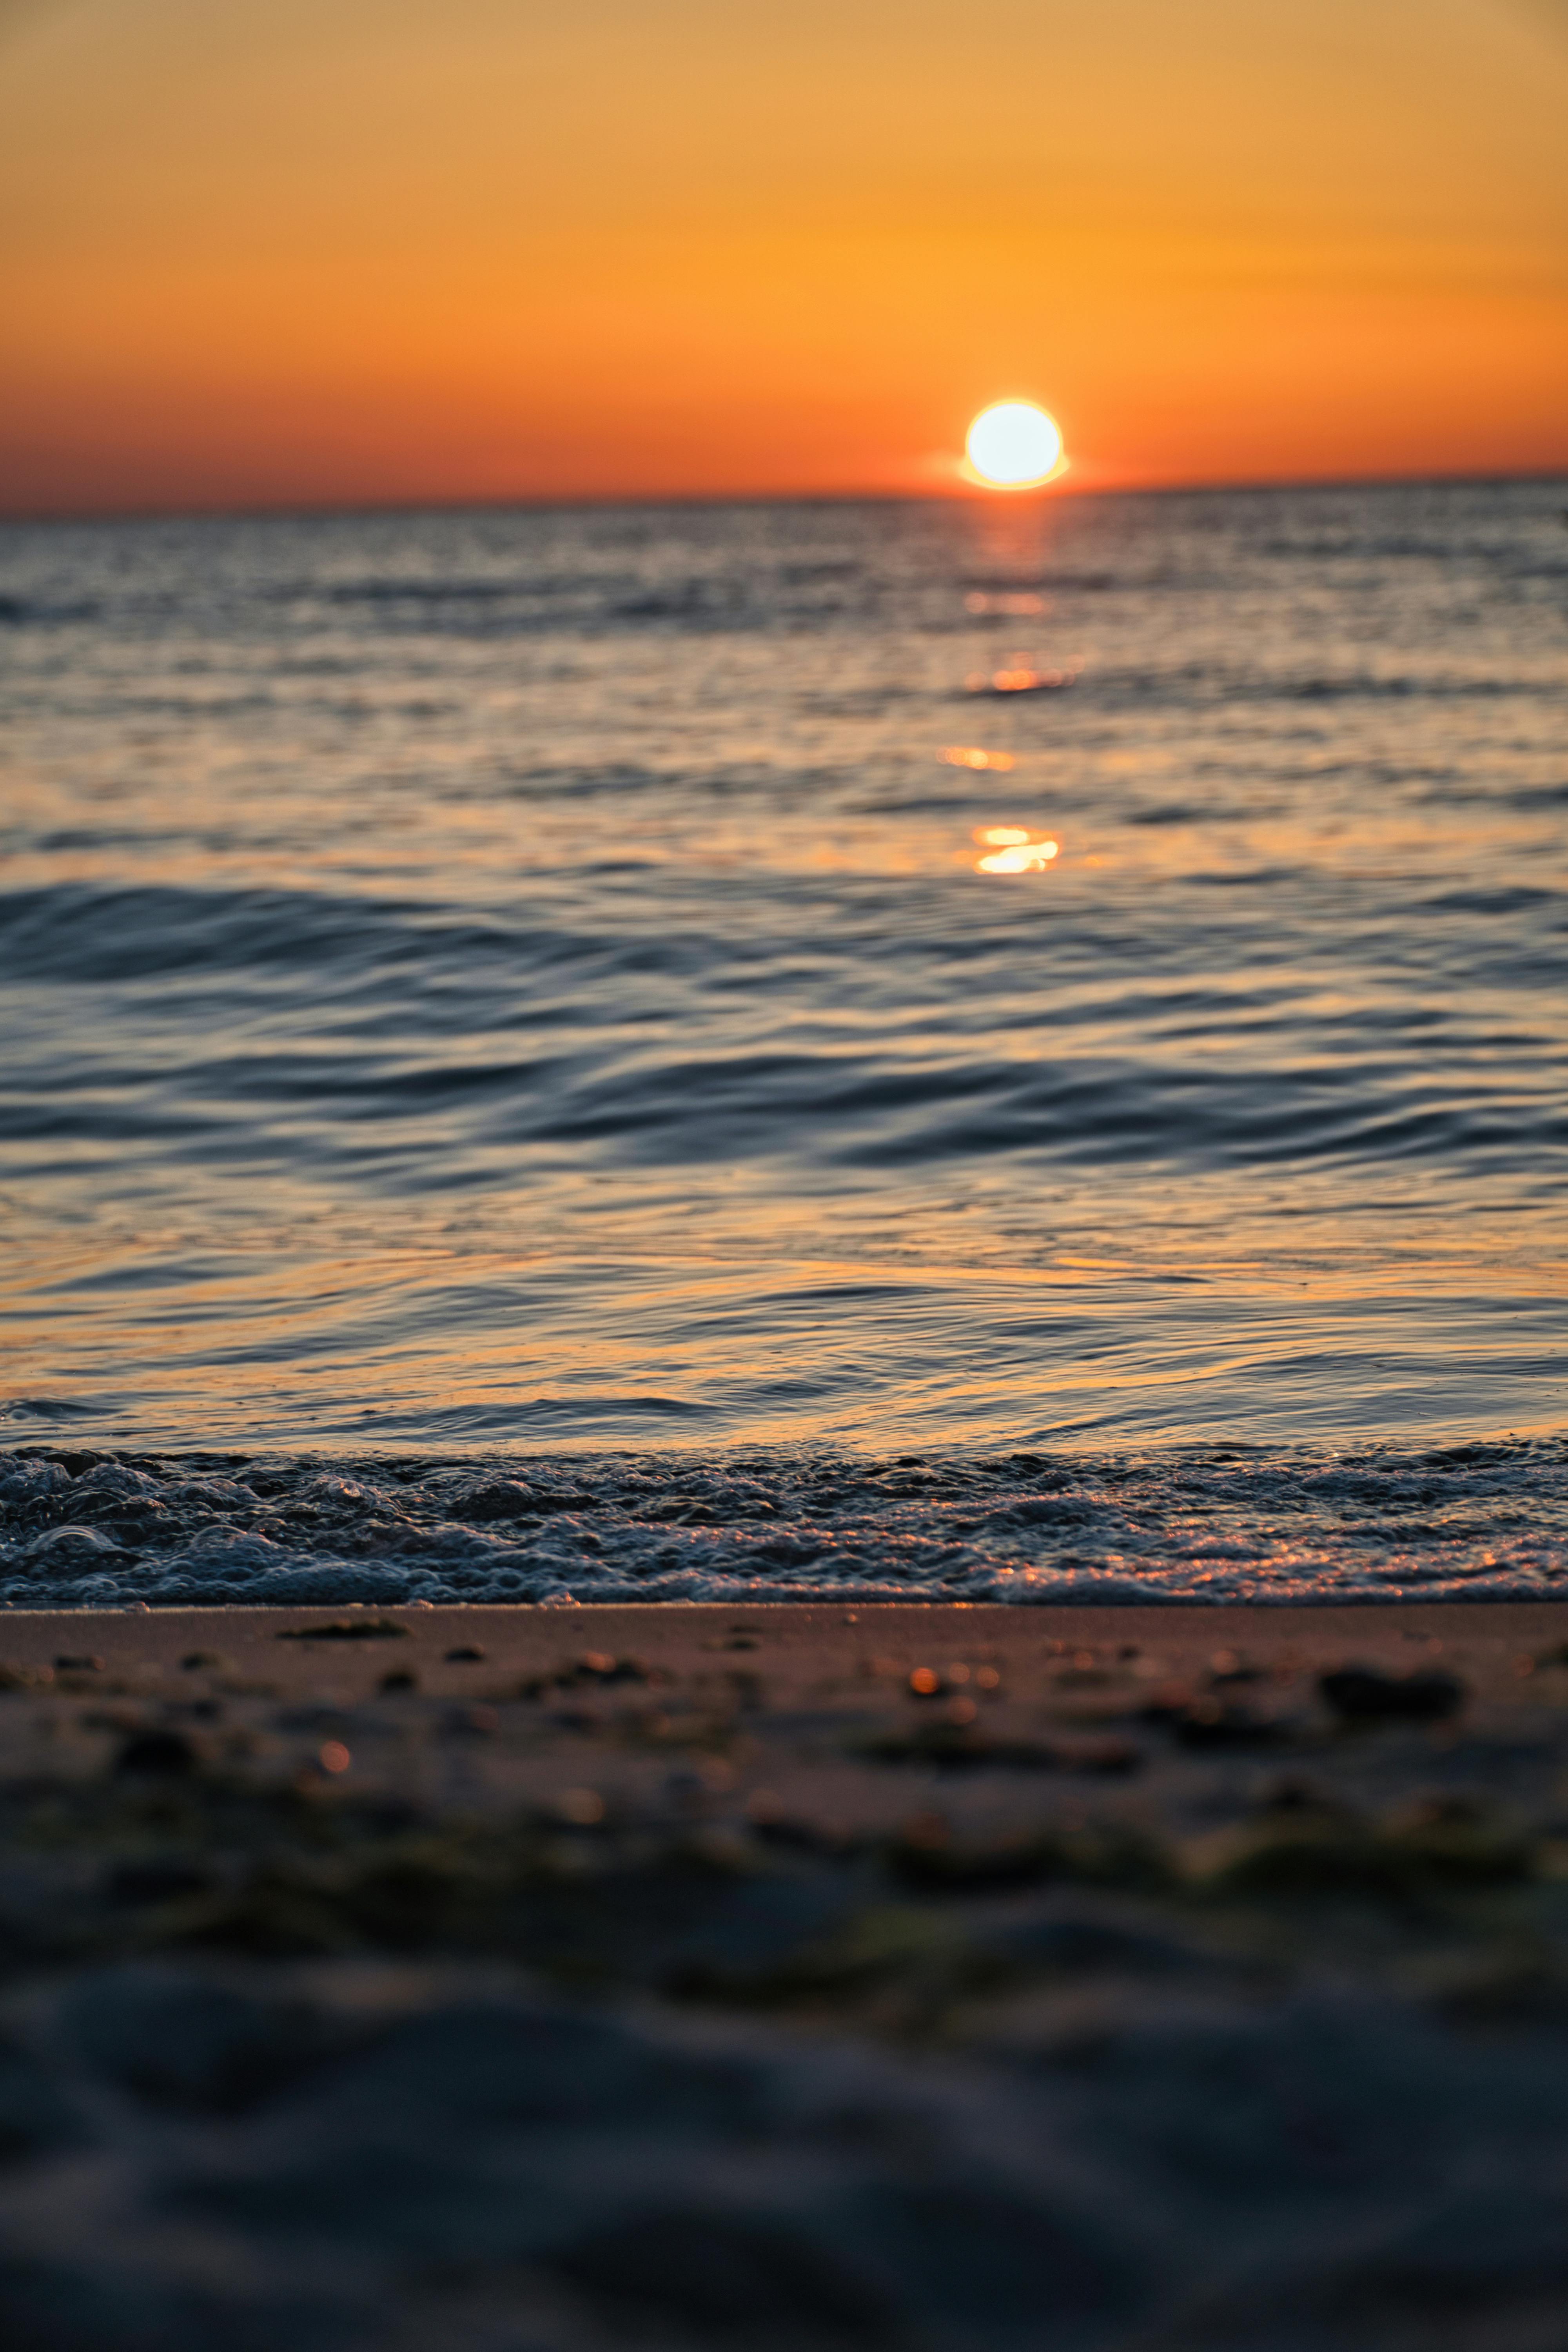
[{"left": 2, "top": 477, "right": 1565, "bottom": 1604}]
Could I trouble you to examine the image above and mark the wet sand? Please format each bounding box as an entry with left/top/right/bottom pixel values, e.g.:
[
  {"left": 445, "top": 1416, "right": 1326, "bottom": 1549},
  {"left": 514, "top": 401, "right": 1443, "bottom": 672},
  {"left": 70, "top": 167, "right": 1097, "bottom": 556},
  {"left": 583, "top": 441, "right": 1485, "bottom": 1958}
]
[
  {"left": 3, "top": 1599, "right": 1568, "bottom": 2348},
  {"left": 4, "top": 1597, "right": 1566, "bottom": 1864}
]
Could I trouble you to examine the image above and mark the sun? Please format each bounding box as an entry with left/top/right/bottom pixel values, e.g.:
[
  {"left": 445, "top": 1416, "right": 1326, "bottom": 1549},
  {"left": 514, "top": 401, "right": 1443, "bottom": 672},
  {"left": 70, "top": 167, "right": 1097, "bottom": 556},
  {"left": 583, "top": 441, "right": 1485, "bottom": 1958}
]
[{"left": 965, "top": 401, "right": 1064, "bottom": 489}]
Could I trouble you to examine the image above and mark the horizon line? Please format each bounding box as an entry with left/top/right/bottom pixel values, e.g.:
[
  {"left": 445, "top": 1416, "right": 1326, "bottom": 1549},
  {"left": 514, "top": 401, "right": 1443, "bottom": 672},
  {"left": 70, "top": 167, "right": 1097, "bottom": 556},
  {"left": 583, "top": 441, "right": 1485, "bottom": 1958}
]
[{"left": 3, "top": 460, "right": 1566, "bottom": 532}]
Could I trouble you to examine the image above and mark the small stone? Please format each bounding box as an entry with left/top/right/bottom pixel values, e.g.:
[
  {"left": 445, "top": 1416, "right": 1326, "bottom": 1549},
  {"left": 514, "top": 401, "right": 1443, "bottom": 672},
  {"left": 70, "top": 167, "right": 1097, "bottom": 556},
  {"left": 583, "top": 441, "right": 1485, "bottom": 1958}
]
[
  {"left": 278, "top": 1618, "right": 408, "bottom": 1641},
  {"left": 114, "top": 1730, "right": 197, "bottom": 1779},
  {"left": 1320, "top": 1665, "right": 1465, "bottom": 1722},
  {"left": 1171, "top": 1699, "right": 1280, "bottom": 1749},
  {"left": 557, "top": 1786, "right": 604, "bottom": 1825}
]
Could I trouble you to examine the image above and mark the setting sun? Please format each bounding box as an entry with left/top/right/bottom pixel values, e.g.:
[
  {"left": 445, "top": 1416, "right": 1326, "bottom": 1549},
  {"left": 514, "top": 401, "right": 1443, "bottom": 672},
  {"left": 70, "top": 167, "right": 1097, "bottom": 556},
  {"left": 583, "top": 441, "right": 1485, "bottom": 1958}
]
[{"left": 965, "top": 402, "right": 1064, "bottom": 488}]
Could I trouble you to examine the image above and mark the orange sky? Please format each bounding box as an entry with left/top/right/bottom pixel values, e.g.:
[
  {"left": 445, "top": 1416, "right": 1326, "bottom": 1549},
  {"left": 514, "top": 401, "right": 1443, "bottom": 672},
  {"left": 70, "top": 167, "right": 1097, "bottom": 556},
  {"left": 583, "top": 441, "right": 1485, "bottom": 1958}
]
[{"left": 1, "top": 0, "right": 1565, "bottom": 515}]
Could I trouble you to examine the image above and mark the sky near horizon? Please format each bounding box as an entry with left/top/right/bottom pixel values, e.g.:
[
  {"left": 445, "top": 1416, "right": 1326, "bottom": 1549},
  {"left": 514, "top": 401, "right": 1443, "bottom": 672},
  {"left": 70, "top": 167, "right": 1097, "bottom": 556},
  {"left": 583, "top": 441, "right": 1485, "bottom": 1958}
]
[{"left": 1, "top": 0, "right": 1565, "bottom": 515}]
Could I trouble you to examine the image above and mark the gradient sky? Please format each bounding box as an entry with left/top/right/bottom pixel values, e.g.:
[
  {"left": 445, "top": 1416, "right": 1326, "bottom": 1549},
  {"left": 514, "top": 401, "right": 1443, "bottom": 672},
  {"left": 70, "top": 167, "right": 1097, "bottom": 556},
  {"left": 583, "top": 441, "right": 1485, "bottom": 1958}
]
[{"left": 2, "top": 0, "right": 1565, "bottom": 514}]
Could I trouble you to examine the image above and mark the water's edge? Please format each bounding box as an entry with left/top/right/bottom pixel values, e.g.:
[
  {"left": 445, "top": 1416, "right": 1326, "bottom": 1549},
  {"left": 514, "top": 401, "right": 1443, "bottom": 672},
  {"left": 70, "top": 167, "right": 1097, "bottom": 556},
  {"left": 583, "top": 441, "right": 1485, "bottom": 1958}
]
[{"left": 4, "top": 1441, "right": 1563, "bottom": 1609}]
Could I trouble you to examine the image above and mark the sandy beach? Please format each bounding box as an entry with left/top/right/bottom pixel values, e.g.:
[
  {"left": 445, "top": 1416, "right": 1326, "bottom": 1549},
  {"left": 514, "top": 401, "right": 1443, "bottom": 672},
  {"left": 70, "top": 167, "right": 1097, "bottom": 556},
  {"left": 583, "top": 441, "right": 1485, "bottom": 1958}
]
[{"left": 2, "top": 1596, "right": 1568, "bottom": 2347}]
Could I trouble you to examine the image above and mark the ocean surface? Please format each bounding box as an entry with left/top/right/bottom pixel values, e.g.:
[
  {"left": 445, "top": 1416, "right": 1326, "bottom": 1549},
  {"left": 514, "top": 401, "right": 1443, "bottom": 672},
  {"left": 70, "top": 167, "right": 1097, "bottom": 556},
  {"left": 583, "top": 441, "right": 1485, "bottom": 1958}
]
[{"left": 2, "top": 478, "right": 1565, "bottom": 1604}]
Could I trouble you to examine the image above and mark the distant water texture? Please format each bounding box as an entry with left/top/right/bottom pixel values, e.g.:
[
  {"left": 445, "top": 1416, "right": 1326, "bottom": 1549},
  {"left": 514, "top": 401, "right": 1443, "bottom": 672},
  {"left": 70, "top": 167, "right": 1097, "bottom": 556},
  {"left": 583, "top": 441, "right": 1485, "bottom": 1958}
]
[{"left": 2, "top": 480, "right": 1565, "bottom": 1601}]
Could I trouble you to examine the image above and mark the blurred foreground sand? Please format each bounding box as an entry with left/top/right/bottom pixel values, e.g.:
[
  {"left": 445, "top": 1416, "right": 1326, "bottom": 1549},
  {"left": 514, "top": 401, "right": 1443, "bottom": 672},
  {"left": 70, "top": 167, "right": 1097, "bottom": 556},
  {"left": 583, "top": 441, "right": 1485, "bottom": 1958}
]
[{"left": 2, "top": 1600, "right": 1568, "bottom": 2348}]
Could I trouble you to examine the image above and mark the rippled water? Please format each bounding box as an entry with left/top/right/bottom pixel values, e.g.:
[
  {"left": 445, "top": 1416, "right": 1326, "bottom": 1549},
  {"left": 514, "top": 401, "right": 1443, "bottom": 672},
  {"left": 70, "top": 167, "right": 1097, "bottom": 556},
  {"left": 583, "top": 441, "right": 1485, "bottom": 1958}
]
[{"left": 2, "top": 481, "right": 1565, "bottom": 1599}]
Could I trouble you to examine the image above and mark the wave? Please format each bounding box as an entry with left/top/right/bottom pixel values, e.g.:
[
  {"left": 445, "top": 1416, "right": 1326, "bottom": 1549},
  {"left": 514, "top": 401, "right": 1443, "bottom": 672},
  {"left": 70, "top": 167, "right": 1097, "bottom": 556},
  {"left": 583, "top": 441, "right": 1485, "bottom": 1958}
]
[
  {"left": 0, "top": 593, "right": 100, "bottom": 626},
  {"left": 4, "top": 877, "right": 1566, "bottom": 1186},
  {"left": 4, "top": 479, "right": 1564, "bottom": 1471},
  {"left": 2, "top": 1441, "right": 1564, "bottom": 1608}
]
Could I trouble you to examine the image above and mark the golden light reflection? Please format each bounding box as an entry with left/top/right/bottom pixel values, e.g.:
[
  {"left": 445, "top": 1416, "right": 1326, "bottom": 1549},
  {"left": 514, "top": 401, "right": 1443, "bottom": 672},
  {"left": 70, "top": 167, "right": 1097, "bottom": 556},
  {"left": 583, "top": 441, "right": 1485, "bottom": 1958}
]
[
  {"left": 965, "top": 592, "right": 1047, "bottom": 616},
  {"left": 973, "top": 826, "right": 1060, "bottom": 874},
  {"left": 942, "top": 745, "right": 1015, "bottom": 771},
  {"left": 965, "top": 657, "right": 1079, "bottom": 695}
]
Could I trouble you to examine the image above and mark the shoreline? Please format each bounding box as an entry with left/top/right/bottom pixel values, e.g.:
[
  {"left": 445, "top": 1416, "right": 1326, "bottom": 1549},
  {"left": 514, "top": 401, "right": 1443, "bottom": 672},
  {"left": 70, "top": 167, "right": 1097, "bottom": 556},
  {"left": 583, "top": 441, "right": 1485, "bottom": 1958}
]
[{"left": 5, "top": 1442, "right": 1564, "bottom": 1608}]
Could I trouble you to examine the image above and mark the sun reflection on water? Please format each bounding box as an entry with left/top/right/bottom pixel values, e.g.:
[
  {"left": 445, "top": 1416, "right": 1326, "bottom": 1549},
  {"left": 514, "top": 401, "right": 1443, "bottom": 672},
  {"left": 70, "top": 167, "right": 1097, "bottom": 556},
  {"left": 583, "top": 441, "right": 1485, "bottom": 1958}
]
[
  {"left": 964, "top": 591, "right": 1047, "bottom": 616},
  {"left": 965, "top": 655, "right": 1080, "bottom": 695},
  {"left": 973, "top": 826, "right": 1060, "bottom": 874},
  {"left": 941, "top": 745, "right": 1015, "bottom": 771}
]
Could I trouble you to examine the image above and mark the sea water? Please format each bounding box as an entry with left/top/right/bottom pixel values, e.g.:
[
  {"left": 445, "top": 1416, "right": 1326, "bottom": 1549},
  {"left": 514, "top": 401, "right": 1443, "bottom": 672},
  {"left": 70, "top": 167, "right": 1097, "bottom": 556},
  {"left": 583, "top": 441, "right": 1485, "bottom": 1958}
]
[{"left": 2, "top": 480, "right": 1565, "bottom": 1601}]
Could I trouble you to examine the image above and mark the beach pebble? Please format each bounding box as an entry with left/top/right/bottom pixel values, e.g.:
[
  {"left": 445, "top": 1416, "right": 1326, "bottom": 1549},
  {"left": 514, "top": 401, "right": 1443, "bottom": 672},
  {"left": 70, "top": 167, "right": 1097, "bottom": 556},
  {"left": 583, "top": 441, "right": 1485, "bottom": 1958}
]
[
  {"left": 1319, "top": 1665, "right": 1465, "bottom": 1721},
  {"left": 114, "top": 1730, "right": 198, "bottom": 1778}
]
